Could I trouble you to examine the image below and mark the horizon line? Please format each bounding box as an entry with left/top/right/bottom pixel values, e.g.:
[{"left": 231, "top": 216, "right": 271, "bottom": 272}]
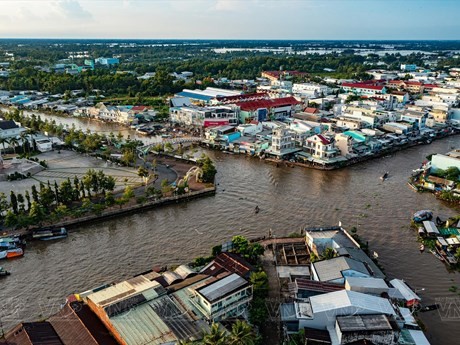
[{"left": 0, "top": 38, "right": 460, "bottom": 42}]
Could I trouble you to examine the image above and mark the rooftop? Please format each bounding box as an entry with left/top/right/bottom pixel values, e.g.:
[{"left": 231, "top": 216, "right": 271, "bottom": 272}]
[
  {"left": 196, "top": 273, "right": 249, "bottom": 303},
  {"left": 336, "top": 314, "right": 394, "bottom": 332},
  {"left": 310, "top": 290, "right": 395, "bottom": 316},
  {"left": 312, "top": 256, "right": 370, "bottom": 282}
]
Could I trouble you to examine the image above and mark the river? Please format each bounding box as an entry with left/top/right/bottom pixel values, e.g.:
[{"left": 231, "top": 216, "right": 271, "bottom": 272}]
[{"left": 0, "top": 113, "right": 459, "bottom": 344}]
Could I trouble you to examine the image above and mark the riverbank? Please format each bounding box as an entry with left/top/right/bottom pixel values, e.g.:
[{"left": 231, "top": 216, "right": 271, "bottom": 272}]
[{"left": 203, "top": 130, "right": 459, "bottom": 171}]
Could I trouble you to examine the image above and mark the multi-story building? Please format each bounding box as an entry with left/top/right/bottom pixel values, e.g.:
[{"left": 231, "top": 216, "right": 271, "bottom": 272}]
[
  {"left": 341, "top": 83, "right": 386, "bottom": 96},
  {"left": 191, "top": 273, "right": 253, "bottom": 322},
  {"left": 170, "top": 105, "right": 239, "bottom": 127},
  {"left": 401, "top": 64, "right": 417, "bottom": 72},
  {"left": 304, "top": 134, "right": 338, "bottom": 159},
  {"left": 400, "top": 110, "right": 428, "bottom": 130},
  {"left": 270, "top": 126, "right": 296, "bottom": 157},
  {"left": 292, "top": 83, "right": 329, "bottom": 97},
  {"left": 236, "top": 97, "right": 301, "bottom": 123}
]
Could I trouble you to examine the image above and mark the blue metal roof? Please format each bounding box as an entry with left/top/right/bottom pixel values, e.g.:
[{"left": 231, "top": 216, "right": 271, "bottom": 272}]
[{"left": 177, "top": 91, "right": 213, "bottom": 101}]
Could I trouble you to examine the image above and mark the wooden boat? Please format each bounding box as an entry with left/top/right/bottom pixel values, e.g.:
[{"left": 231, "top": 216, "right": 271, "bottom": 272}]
[
  {"left": 254, "top": 206, "right": 260, "bottom": 214},
  {"left": 429, "top": 249, "right": 444, "bottom": 261},
  {"left": 0, "top": 266, "right": 10, "bottom": 276},
  {"left": 419, "top": 244, "right": 425, "bottom": 252},
  {"left": 32, "top": 227, "right": 67, "bottom": 241},
  {"left": 420, "top": 304, "right": 439, "bottom": 312},
  {"left": 380, "top": 171, "right": 389, "bottom": 181}
]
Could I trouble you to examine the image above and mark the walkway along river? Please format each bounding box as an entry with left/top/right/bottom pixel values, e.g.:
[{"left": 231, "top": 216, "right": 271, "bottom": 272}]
[{"left": 0, "top": 113, "right": 459, "bottom": 344}]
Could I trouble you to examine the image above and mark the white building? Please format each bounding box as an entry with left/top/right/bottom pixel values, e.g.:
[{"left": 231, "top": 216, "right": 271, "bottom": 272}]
[
  {"left": 192, "top": 273, "right": 252, "bottom": 321},
  {"left": 0, "top": 120, "right": 26, "bottom": 139},
  {"left": 304, "top": 134, "right": 338, "bottom": 159}
]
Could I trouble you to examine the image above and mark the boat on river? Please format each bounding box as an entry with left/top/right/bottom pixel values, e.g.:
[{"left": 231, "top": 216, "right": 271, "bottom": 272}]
[
  {"left": 32, "top": 227, "right": 67, "bottom": 241},
  {"left": 429, "top": 249, "right": 444, "bottom": 262},
  {"left": 381, "top": 171, "right": 389, "bottom": 181},
  {"left": 420, "top": 244, "right": 425, "bottom": 252},
  {"left": 0, "top": 266, "right": 10, "bottom": 276},
  {"left": 0, "top": 247, "right": 24, "bottom": 259},
  {"left": 413, "top": 210, "right": 433, "bottom": 223}
]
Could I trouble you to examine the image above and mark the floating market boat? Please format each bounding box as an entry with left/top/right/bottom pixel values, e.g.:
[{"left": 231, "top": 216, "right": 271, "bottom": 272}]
[
  {"left": 32, "top": 227, "right": 67, "bottom": 241},
  {"left": 429, "top": 249, "right": 444, "bottom": 262}
]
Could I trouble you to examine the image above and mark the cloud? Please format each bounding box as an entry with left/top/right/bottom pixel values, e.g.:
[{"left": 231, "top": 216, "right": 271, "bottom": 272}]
[{"left": 55, "top": 0, "right": 92, "bottom": 19}]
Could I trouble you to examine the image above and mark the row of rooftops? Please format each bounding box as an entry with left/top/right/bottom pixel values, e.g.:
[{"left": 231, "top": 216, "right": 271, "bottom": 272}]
[{"left": 280, "top": 226, "right": 429, "bottom": 344}]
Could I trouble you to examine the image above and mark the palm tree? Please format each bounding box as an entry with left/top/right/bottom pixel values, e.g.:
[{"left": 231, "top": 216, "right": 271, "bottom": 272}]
[
  {"left": 229, "top": 320, "right": 256, "bottom": 345},
  {"left": 9, "top": 137, "right": 19, "bottom": 154},
  {"left": 0, "top": 137, "right": 7, "bottom": 156},
  {"left": 202, "top": 323, "right": 227, "bottom": 345},
  {"left": 19, "top": 131, "right": 29, "bottom": 155}
]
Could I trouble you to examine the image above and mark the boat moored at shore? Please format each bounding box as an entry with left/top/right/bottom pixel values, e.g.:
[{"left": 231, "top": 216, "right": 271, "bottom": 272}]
[{"left": 32, "top": 227, "right": 68, "bottom": 241}]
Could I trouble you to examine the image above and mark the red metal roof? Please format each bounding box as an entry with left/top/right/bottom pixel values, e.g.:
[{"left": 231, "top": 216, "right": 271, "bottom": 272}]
[
  {"left": 131, "top": 105, "right": 150, "bottom": 111},
  {"left": 304, "top": 107, "right": 320, "bottom": 114},
  {"left": 236, "top": 96, "right": 300, "bottom": 111},
  {"left": 342, "top": 83, "right": 385, "bottom": 91},
  {"left": 202, "top": 252, "right": 255, "bottom": 278},
  {"left": 405, "top": 81, "right": 422, "bottom": 86}
]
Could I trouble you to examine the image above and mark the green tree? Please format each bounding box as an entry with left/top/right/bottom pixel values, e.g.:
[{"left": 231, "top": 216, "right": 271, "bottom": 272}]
[
  {"left": 59, "top": 179, "right": 74, "bottom": 205},
  {"left": 322, "top": 247, "right": 336, "bottom": 260},
  {"left": 10, "top": 191, "right": 18, "bottom": 215},
  {"left": 31, "top": 185, "right": 39, "bottom": 203},
  {"left": 39, "top": 185, "right": 55, "bottom": 210},
  {"left": 249, "top": 271, "right": 269, "bottom": 298},
  {"left": 123, "top": 185, "right": 135, "bottom": 200},
  {"left": 4, "top": 210, "right": 18, "bottom": 228},
  {"left": 16, "top": 193, "right": 25, "bottom": 213},
  {"left": 29, "top": 201, "right": 45, "bottom": 224},
  {"left": 121, "top": 149, "right": 135, "bottom": 166},
  {"left": 203, "top": 323, "right": 228, "bottom": 345},
  {"left": 229, "top": 320, "right": 256, "bottom": 345},
  {"left": 24, "top": 190, "right": 31, "bottom": 211},
  {"left": 198, "top": 155, "right": 217, "bottom": 183},
  {"left": 0, "top": 193, "right": 10, "bottom": 221}
]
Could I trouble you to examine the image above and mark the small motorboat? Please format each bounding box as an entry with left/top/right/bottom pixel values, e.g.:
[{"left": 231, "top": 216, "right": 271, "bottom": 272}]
[
  {"left": 32, "top": 227, "right": 67, "bottom": 241},
  {"left": 419, "top": 244, "right": 425, "bottom": 252},
  {"left": 254, "top": 206, "right": 260, "bottom": 214},
  {"left": 420, "top": 304, "right": 439, "bottom": 312},
  {"left": 380, "top": 171, "right": 389, "bottom": 181},
  {"left": 413, "top": 210, "right": 433, "bottom": 223},
  {"left": 0, "top": 266, "right": 10, "bottom": 277},
  {"left": 0, "top": 247, "right": 24, "bottom": 259}
]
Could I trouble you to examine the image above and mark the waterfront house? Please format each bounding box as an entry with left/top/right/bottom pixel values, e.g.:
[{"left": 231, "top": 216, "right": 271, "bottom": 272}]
[
  {"left": 191, "top": 273, "right": 253, "bottom": 322},
  {"left": 267, "top": 126, "right": 299, "bottom": 157},
  {"left": 430, "top": 149, "right": 460, "bottom": 172},
  {"left": 280, "top": 290, "right": 396, "bottom": 333},
  {"left": 304, "top": 134, "right": 338, "bottom": 159},
  {"left": 311, "top": 256, "right": 371, "bottom": 284}
]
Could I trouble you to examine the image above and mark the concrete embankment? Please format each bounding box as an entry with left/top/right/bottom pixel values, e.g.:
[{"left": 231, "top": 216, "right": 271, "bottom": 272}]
[{"left": 9, "top": 187, "right": 216, "bottom": 237}]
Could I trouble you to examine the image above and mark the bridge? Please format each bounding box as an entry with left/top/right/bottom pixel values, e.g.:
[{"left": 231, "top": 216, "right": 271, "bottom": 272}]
[{"left": 137, "top": 136, "right": 202, "bottom": 155}]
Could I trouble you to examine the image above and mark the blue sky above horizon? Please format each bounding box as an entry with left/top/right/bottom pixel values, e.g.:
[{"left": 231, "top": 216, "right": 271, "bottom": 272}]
[{"left": 0, "top": 0, "right": 459, "bottom": 40}]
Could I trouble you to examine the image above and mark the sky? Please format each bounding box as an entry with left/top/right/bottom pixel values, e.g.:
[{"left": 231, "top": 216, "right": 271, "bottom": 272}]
[{"left": 0, "top": 0, "right": 459, "bottom": 40}]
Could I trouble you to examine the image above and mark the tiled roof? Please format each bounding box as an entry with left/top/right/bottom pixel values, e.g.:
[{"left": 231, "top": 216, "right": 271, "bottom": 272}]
[
  {"left": 236, "top": 96, "right": 300, "bottom": 111},
  {"left": 216, "top": 92, "right": 269, "bottom": 102},
  {"left": 304, "top": 107, "right": 319, "bottom": 114},
  {"left": 342, "top": 83, "right": 384, "bottom": 91}
]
